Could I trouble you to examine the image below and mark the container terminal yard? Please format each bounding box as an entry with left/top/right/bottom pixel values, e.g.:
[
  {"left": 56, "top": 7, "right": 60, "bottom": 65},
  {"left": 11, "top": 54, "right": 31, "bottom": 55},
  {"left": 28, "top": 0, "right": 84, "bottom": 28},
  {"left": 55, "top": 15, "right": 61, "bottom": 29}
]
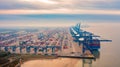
[{"left": 0, "top": 23, "right": 112, "bottom": 67}]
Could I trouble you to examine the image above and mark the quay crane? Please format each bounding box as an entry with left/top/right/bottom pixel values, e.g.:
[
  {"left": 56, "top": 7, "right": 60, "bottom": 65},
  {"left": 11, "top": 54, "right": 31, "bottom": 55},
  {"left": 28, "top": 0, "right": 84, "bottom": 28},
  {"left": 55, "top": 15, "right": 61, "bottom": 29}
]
[{"left": 70, "top": 23, "right": 112, "bottom": 53}]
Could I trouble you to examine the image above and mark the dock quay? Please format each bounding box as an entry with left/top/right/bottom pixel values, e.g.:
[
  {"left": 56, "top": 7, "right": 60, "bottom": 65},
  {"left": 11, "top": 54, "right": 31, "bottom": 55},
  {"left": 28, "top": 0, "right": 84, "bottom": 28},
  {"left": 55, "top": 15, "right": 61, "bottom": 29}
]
[{"left": 0, "top": 23, "right": 111, "bottom": 62}]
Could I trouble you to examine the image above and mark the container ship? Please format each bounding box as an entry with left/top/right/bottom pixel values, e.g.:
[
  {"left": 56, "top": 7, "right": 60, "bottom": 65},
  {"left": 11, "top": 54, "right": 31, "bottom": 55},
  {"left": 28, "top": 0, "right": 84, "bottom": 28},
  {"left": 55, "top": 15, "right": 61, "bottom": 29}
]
[{"left": 70, "top": 23, "right": 111, "bottom": 51}]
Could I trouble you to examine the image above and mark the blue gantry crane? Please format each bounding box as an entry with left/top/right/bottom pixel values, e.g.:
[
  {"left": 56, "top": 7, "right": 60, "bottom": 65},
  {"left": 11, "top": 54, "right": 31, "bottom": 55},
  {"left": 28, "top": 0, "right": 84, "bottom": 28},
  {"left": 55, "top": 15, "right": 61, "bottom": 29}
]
[{"left": 70, "top": 23, "right": 112, "bottom": 54}]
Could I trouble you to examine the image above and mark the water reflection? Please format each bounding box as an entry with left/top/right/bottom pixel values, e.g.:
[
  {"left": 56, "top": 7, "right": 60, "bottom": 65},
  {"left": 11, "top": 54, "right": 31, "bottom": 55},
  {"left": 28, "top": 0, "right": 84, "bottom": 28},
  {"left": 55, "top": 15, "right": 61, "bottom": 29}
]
[
  {"left": 82, "top": 50, "right": 100, "bottom": 67},
  {"left": 92, "top": 50, "right": 100, "bottom": 59},
  {"left": 82, "top": 59, "right": 92, "bottom": 67}
]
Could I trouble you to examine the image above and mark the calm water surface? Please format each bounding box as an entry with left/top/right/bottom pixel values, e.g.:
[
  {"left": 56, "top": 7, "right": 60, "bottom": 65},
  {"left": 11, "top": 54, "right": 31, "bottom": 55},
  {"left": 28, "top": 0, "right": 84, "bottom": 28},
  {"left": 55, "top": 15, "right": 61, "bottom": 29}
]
[{"left": 22, "top": 23, "right": 120, "bottom": 67}]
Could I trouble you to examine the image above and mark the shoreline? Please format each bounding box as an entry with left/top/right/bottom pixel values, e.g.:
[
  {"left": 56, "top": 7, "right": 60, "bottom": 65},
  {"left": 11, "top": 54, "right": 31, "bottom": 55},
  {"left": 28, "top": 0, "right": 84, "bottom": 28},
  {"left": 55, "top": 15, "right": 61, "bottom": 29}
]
[{"left": 19, "top": 54, "right": 58, "bottom": 63}]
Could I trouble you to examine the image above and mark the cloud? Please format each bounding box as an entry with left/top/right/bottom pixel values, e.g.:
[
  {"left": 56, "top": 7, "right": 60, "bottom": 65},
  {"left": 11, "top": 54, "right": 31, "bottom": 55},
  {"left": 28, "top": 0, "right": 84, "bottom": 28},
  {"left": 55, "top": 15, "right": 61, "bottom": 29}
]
[
  {"left": 0, "top": 0, "right": 120, "bottom": 14},
  {"left": 0, "top": 0, "right": 60, "bottom": 10},
  {"left": 0, "top": 0, "right": 120, "bottom": 10},
  {"left": 0, "top": 9, "right": 120, "bottom": 15}
]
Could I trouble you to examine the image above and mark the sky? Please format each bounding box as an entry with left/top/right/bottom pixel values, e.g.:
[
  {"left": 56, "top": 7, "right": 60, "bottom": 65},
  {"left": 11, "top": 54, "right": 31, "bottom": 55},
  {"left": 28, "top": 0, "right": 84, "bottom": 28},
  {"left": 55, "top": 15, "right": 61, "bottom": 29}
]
[{"left": 0, "top": 0, "right": 120, "bottom": 27}]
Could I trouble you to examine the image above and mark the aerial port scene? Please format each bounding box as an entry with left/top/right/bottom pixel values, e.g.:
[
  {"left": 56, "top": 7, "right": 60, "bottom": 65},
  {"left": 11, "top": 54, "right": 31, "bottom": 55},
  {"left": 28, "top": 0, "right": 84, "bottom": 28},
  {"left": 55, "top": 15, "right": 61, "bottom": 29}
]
[{"left": 0, "top": 0, "right": 120, "bottom": 67}]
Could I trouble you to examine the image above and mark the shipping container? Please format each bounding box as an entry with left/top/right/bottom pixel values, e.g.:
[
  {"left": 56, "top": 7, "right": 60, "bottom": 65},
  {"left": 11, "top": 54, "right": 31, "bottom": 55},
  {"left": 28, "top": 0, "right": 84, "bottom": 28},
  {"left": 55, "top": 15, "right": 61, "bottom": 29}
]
[{"left": 88, "top": 39, "right": 100, "bottom": 50}]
